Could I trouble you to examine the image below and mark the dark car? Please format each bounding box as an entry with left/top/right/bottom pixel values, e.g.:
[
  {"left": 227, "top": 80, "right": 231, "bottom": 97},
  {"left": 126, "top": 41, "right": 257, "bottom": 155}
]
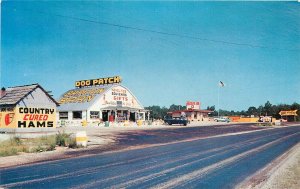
[{"left": 164, "top": 116, "right": 188, "bottom": 126}]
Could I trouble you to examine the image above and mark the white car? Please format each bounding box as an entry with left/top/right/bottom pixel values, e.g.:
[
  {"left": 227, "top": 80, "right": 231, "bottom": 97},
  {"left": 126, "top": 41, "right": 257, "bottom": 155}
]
[{"left": 214, "top": 117, "right": 230, "bottom": 123}]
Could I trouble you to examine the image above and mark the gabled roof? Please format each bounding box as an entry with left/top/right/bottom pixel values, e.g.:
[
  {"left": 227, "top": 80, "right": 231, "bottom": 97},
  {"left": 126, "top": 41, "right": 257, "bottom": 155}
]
[
  {"left": 0, "top": 84, "right": 59, "bottom": 106},
  {"left": 57, "top": 85, "right": 109, "bottom": 111},
  {"left": 57, "top": 84, "right": 144, "bottom": 111}
]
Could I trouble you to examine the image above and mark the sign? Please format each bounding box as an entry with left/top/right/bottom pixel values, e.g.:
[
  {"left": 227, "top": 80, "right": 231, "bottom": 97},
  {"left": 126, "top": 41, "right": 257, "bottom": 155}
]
[
  {"left": 59, "top": 88, "right": 104, "bottom": 104},
  {"left": 0, "top": 107, "right": 56, "bottom": 128},
  {"left": 103, "top": 86, "right": 140, "bottom": 108},
  {"left": 75, "top": 76, "right": 122, "bottom": 88},
  {"left": 279, "top": 110, "right": 298, "bottom": 116},
  {"left": 186, "top": 101, "right": 200, "bottom": 110},
  {"left": 0, "top": 110, "right": 15, "bottom": 128},
  {"left": 117, "top": 101, "right": 123, "bottom": 107}
]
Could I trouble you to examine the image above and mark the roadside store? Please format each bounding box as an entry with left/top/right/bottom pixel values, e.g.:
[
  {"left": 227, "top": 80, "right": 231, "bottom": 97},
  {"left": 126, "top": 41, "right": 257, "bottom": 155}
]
[
  {"left": 0, "top": 84, "right": 59, "bottom": 132},
  {"left": 57, "top": 76, "right": 149, "bottom": 126},
  {"left": 167, "top": 101, "right": 213, "bottom": 122}
]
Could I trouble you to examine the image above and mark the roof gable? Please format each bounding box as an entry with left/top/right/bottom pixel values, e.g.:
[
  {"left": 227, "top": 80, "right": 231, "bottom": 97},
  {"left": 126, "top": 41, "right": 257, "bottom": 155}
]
[
  {"left": 57, "top": 85, "right": 109, "bottom": 111},
  {"left": 0, "top": 84, "right": 59, "bottom": 106}
]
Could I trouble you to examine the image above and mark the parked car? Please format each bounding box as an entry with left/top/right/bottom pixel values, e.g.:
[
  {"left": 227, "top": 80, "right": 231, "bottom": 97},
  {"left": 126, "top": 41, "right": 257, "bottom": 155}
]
[
  {"left": 214, "top": 117, "right": 230, "bottom": 123},
  {"left": 164, "top": 116, "right": 188, "bottom": 126}
]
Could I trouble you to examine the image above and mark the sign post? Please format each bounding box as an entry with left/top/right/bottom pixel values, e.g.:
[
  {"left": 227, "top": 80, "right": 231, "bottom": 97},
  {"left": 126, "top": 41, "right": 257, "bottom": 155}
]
[{"left": 279, "top": 110, "right": 298, "bottom": 122}]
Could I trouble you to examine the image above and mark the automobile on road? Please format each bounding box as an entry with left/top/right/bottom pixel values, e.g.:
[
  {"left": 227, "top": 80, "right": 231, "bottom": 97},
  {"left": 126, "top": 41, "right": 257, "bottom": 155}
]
[
  {"left": 214, "top": 117, "right": 231, "bottom": 123},
  {"left": 164, "top": 116, "right": 188, "bottom": 126}
]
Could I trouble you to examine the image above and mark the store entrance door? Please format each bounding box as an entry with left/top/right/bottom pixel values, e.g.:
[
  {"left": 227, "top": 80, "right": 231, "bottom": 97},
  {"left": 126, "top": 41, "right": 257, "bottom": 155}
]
[
  {"left": 102, "top": 111, "right": 108, "bottom": 122},
  {"left": 129, "top": 112, "right": 136, "bottom": 122}
]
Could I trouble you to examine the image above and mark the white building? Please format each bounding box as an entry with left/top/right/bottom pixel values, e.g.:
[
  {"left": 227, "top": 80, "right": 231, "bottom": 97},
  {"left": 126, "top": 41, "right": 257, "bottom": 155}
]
[{"left": 57, "top": 82, "right": 149, "bottom": 126}]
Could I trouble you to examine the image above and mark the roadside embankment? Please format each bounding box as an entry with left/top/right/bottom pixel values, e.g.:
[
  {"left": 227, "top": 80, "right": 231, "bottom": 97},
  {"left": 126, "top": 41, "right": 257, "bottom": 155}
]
[{"left": 237, "top": 142, "right": 300, "bottom": 189}]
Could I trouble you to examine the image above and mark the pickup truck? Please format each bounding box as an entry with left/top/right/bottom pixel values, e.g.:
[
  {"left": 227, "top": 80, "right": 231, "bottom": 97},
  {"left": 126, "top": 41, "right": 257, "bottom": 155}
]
[{"left": 164, "top": 116, "right": 188, "bottom": 126}]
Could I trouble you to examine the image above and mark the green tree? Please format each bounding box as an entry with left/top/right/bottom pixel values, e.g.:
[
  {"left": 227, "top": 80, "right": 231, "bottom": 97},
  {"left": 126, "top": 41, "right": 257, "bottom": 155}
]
[
  {"left": 263, "top": 101, "right": 272, "bottom": 116},
  {"left": 169, "top": 104, "right": 186, "bottom": 111},
  {"left": 247, "top": 106, "right": 258, "bottom": 116},
  {"left": 207, "top": 106, "right": 215, "bottom": 111}
]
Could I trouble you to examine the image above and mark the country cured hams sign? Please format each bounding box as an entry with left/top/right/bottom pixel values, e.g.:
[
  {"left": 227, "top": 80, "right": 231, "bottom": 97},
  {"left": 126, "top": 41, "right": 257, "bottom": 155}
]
[{"left": 0, "top": 107, "right": 56, "bottom": 128}]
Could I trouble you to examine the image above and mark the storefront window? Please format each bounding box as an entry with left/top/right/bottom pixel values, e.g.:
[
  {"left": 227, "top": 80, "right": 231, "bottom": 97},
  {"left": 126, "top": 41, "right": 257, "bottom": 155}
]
[
  {"left": 90, "top": 111, "right": 100, "bottom": 119},
  {"left": 59, "top": 112, "right": 68, "bottom": 120},
  {"left": 73, "top": 111, "right": 82, "bottom": 119}
]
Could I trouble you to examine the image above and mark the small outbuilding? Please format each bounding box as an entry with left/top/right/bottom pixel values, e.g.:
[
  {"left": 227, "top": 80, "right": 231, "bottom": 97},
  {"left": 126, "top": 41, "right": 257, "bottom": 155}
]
[{"left": 0, "top": 84, "right": 59, "bottom": 132}]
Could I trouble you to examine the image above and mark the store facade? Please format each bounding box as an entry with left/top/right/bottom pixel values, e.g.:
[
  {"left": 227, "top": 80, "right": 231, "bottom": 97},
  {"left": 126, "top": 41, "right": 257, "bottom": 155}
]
[
  {"left": 57, "top": 76, "right": 149, "bottom": 126},
  {"left": 167, "top": 101, "right": 212, "bottom": 122}
]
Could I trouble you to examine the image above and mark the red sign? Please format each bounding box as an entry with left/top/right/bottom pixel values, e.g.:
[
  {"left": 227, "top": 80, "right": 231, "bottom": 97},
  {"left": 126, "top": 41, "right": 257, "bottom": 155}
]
[
  {"left": 5, "top": 113, "right": 14, "bottom": 126},
  {"left": 186, "top": 101, "right": 200, "bottom": 110}
]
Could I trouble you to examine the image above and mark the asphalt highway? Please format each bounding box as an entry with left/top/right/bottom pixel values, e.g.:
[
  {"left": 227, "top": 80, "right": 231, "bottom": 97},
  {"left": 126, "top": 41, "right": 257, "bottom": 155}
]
[{"left": 1, "top": 125, "right": 300, "bottom": 189}]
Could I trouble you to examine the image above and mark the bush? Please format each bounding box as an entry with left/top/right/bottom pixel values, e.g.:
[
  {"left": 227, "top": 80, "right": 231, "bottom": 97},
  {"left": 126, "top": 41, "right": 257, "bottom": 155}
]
[
  {"left": 11, "top": 136, "right": 22, "bottom": 145},
  {"left": 47, "top": 143, "right": 56, "bottom": 151},
  {"left": 56, "top": 132, "right": 72, "bottom": 147},
  {"left": 68, "top": 138, "right": 78, "bottom": 148}
]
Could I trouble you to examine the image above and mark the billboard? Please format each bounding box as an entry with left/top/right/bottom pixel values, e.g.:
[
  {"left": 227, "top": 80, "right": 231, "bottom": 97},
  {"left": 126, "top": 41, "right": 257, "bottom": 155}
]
[
  {"left": 0, "top": 107, "right": 56, "bottom": 128},
  {"left": 186, "top": 101, "right": 200, "bottom": 110},
  {"left": 279, "top": 110, "right": 297, "bottom": 116}
]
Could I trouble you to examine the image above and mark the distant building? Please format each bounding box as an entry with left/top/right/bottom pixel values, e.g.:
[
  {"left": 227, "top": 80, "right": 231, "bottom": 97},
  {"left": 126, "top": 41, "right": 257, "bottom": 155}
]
[
  {"left": 168, "top": 109, "right": 213, "bottom": 122},
  {"left": 0, "top": 84, "right": 59, "bottom": 131},
  {"left": 167, "top": 101, "right": 213, "bottom": 122}
]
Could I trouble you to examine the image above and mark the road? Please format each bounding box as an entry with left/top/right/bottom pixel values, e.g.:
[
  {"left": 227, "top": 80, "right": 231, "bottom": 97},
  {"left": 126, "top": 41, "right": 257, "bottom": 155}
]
[{"left": 1, "top": 125, "right": 300, "bottom": 189}]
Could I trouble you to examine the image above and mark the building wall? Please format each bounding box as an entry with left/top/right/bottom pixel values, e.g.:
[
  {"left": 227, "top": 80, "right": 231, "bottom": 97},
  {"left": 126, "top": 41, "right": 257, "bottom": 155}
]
[
  {"left": 228, "top": 116, "right": 259, "bottom": 122},
  {"left": 17, "top": 87, "right": 56, "bottom": 108},
  {"left": 57, "top": 85, "right": 146, "bottom": 124}
]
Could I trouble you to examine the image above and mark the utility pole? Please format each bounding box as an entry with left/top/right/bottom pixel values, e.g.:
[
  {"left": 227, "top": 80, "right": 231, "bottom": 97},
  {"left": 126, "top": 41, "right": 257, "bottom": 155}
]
[
  {"left": 218, "top": 81, "right": 225, "bottom": 118},
  {"left": 218, "top": 86, "right": 220, "bottom": 118}
]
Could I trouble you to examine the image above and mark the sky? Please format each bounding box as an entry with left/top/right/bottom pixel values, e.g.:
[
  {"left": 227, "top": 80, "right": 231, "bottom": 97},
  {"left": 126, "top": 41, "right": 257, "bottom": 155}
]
[{"left": 1, "top": 1, "right": 300, "bottom": 111}]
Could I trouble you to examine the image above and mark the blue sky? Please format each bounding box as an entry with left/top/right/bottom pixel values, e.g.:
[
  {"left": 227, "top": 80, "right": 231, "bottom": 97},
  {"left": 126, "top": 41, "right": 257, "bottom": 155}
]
[{"left": 1, "top": 1, "right": 300, "bottom": 111}]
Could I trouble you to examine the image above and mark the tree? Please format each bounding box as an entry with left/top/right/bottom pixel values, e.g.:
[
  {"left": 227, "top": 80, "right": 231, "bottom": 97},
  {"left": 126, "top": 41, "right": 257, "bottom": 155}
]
[
  {"left": 247, "top": 106, "right": 258, "bottom": 117},
  {"left": 169, "top": 104, "right": 185, "bottom": 112},
  {"left": 207, "top": 106, "right": 215, "bottom": 111},
  {"left": 263, "top": 101, "right": 272, "bottom": 116}
]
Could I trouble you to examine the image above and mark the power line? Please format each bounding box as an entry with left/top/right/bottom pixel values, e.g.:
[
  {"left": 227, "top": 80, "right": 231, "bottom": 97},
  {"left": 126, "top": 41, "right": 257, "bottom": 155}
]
[{"left": 13, "top": 8, "right": 300, "bottom": 52}]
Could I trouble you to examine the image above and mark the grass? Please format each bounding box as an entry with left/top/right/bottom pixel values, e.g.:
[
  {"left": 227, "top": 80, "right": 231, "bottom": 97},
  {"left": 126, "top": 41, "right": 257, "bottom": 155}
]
[
  {"left": 0, "top": 137, "right": 29, "bottom": 156},
  {"left": 0, "top": 132, "right": 81, "bottom": 157},
  {"left": 256, "top": 122, "right": 273, "bottom": 126}
]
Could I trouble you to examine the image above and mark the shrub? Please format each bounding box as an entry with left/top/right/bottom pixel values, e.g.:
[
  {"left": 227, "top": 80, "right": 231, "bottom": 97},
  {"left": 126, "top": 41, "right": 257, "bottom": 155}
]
[
  {"left": 68, "top": 138, "right": 78, "bottom": 148},
  {"left": 56, "top": 132, "right": 71, "bottom": 147}
]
